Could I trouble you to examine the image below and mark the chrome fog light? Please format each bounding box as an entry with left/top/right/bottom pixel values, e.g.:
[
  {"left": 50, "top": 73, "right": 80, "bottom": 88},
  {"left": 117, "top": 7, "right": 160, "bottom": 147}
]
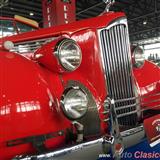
[{"left": 61, "top": 87, "right": 88, "bottom": 120}]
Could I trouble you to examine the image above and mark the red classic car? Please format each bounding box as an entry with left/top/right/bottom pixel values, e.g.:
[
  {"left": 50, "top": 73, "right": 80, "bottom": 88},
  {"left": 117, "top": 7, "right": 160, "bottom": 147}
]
[{"left": 0, "top": 7, "right": 160, "bottom": 160}]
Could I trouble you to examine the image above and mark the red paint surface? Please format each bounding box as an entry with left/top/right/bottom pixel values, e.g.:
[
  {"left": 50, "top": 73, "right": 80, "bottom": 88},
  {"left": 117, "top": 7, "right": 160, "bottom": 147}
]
[{"left": 0, "top": 51, "right": 71, "bottom": 159}]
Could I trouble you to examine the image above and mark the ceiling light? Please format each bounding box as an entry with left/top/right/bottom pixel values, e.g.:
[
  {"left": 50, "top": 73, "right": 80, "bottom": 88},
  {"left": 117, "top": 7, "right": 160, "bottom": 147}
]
[
  {"left": 29, "top": 12, "right": 34, "bottom": 16},
  {"left": 143, "top": 20, "right": 147, "bottom": 25}
]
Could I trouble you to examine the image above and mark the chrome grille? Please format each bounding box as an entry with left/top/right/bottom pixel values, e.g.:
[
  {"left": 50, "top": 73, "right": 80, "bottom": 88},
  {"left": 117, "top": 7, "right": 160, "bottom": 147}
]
[
  {"left": 99, "top": 19, "right": 138, "bottom": 126},
  {"left": 10, "top": 37, "right": 56, "bottom": 54}
]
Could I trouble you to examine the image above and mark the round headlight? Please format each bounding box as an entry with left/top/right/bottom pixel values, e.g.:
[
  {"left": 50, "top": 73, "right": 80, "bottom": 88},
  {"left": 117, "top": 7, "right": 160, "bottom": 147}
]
[
  {"left": 133, "top": 46, "right": 145, "bottom": 68},
  {"left": 61, "top": 87, "right": 88, "bottom": 120},
  {"left": 56, "top": 39, "right": 82, "bottom": 71}
]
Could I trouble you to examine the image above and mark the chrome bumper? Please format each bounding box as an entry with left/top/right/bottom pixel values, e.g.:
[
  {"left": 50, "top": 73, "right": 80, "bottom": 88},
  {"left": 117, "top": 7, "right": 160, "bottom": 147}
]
[
  {"left": 13, "top": 125, "right": 145, "bottom": 160},
  {"left": 13, "top": 138, "right": 105, "bottom": 160}
]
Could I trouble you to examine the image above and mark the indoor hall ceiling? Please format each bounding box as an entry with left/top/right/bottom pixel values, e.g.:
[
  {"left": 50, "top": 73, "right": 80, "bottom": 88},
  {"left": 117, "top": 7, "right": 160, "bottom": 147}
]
[{"left": 0, "top": 0, "right": 160, "bottom": 44}]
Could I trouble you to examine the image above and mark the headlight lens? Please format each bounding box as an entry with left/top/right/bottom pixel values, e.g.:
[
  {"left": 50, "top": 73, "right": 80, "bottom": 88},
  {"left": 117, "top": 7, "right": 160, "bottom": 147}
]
[
  {"left": 133, "top": 46, "right": 145, "bottom": 68},
  {"left": 57, "top": 39, "right": 82, "bottom": 71},
  {"left": 61, "top": 87, "right": 88, "bottom": 120}
]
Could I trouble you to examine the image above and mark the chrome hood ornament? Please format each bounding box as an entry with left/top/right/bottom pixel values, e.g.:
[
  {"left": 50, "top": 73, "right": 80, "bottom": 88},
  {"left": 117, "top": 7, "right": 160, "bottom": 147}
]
[
  {"left": 107, "top": 98, "right": 124, "bottom": 159},
  {"left": 103, "top": 0, "right": 115, "bottom": 12}
]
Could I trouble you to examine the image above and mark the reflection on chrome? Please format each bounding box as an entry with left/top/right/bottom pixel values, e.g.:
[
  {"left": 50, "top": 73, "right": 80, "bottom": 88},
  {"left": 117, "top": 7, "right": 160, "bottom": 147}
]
[
  {"left": 61, "top": 87, "right": 88, "bottom": 120},
  {"left": 14, "top": 137, "right": 105, "bottom": 160},
  {"left": 16, "top": 101, "right": 41, "bottom": 113}
]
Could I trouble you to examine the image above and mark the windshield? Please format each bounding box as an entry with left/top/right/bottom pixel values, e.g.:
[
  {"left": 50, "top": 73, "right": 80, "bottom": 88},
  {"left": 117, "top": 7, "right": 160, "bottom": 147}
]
[
  {"left": 0, "top": 19, "right": 37, "bottom": 38},
  {"left": 16, "top": 21, "right": 36, "bottom": 33},
  {"left": 0, "top": 19, "right": 16, "bottom": 38}
]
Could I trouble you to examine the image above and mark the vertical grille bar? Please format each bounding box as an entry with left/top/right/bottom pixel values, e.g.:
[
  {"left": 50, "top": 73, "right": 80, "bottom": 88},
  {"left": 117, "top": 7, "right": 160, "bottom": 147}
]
[{"left": 99, "top": 21, "right": 137, "bottom": 126}]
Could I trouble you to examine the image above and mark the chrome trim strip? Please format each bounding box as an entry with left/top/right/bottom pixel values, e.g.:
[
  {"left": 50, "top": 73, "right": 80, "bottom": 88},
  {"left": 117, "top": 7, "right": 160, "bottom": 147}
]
[
  {"left": 117, "top": 110, "right": 138, "bottom": 118},
  {"left": 10, "top": 37, "right": 57, "bottom": 54},
  {"left": 121, "top": 125, "right": 144, "bottom": 137},
  {"left": 14, "top": 37, "right": 56, "bottom": 45},
  {"left": 115, "top": 103, "right": 137, "bottom": 111},
  {"left": 14, "top": 138, "right": 104, "bottom": 160}
]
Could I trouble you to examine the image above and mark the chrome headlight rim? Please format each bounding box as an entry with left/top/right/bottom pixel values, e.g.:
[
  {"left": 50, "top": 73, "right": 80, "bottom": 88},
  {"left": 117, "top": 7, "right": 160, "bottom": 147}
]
[
  {"left": 133, "top": 45, "right": 145, "bottom": 68},
  {"left": 56, "top": 38, "right": 82, "bottom": 72},
  {"left": 60, "top": 86, "right": 89, "bottom": 120}
]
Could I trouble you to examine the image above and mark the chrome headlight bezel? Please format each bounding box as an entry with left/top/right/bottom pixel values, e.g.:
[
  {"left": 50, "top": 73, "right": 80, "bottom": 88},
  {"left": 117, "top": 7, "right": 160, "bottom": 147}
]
[
  {"left": 133, "top": 46, "right": 145, "bottom": 68},
  {"left": 60, "top": 87, "right": 89, "bottom": 120},
  {"left": 56, "top": 38, "right": 82, "bottom": 72}
]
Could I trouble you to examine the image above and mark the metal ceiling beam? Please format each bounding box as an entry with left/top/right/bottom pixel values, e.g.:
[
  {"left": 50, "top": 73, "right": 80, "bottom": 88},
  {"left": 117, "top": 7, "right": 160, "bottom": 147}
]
[
  {"left": 9, "top": 2, "right": 42, "bottom": 12},
  {"left": 128, "top": 10, "right": 160, "bottom": 22},
  {"left": 11, "top": 0, "right": 41, "bottom": 8},
  {"left": 130, "top": 26, "right": 160, "bottom": 36},
  {"left": 0, "top": 9, "right": 41, "bottom": 20},
  {"left": 76, "top": 1, "right": 104, "bottom": 16},
  {"left": 2, "top": 6, "right": 42, "bottom": 17}
]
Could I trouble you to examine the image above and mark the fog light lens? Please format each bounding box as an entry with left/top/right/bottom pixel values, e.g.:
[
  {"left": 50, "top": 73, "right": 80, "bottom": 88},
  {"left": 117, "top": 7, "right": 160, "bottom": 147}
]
[{"left": 61, "top": 87, "right": 88, "bottom": 120}]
